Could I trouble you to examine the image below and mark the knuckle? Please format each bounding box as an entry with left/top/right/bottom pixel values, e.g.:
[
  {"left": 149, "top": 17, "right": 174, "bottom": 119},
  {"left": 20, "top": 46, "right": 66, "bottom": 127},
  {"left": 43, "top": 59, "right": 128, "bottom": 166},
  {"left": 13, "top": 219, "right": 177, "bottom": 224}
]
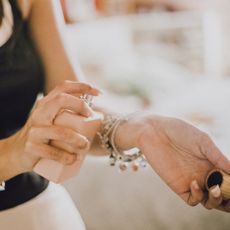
[
  {"left": 67, "top": 132, "right": 86, "bottom": 150},
  {"left": 30, "top": 107, "right": 46, "bottom": 126},
  {"left": 58, "top": 128, "right": 74, "bottom": 141},
  {"left": 52, "top": 126, "right": 73, "bottom": 140},
  {"left": 199, "top": 132, "right": 212, "bottom": 153},
  {"left": 55, "top": 93, "right": 67, "bottom": 104},
  {"left": 201, "top": 132, "right": 211, "bottom": 143}
]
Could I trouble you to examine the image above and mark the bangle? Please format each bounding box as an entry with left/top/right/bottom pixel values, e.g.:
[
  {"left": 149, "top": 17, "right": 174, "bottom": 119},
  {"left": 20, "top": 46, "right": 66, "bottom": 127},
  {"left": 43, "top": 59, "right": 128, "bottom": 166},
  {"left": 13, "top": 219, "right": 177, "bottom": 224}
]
[
  {"left": 0, "top": 181, "right": 5, "bottom": 191},
  {"left": 97, "top": 115, "right": 147, "bottom": 172}
]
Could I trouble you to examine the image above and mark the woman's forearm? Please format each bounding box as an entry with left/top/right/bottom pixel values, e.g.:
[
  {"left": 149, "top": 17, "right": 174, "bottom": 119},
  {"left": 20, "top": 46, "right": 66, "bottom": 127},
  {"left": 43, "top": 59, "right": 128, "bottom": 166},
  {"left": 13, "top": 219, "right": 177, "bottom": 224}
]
[{"left": 0, "top": 135, "right": 22, "bottom": 181}]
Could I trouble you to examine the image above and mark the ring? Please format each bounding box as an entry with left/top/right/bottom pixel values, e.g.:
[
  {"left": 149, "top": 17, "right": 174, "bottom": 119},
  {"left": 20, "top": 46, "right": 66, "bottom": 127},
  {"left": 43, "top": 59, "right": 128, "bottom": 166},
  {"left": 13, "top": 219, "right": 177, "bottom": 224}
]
[{"left": 80, "top": 94, "right": 93, "bottom": 108}]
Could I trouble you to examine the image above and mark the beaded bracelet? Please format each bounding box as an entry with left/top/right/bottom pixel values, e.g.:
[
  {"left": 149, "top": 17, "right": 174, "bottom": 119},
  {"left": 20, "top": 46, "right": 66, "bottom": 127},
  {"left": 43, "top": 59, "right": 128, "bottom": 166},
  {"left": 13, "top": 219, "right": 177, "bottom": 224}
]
[
  {"left": 80, "top": 94, "right": 147, "bottom": 172},
  {"left": 97, "top": 115, "right": 147, "bottom": 172}
]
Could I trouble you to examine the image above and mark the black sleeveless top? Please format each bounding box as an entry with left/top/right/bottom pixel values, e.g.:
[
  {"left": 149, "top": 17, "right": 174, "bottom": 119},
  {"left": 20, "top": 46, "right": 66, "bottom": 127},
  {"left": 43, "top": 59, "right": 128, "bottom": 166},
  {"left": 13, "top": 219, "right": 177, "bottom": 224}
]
[{"left": 0, "top": 0, "right": 49, "bottom": 210}]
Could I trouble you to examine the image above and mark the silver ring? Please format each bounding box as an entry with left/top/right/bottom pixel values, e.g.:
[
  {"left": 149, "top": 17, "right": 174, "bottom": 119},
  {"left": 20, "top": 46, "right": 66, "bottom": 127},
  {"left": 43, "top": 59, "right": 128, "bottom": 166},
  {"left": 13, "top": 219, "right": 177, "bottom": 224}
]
[{"left": 80, "top": 94, "right": 93, "bottom": 107}]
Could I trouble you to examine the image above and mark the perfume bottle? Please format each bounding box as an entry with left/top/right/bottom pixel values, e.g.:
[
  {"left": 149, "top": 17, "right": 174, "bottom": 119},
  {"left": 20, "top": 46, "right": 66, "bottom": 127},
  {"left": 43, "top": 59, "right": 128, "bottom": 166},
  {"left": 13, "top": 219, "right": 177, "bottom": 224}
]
[
  {"left": 33, "top": 96, "right": 103, "bottom": 183},
  {"left": 206, "top": 169, "right": 230, "bottom": 200}
]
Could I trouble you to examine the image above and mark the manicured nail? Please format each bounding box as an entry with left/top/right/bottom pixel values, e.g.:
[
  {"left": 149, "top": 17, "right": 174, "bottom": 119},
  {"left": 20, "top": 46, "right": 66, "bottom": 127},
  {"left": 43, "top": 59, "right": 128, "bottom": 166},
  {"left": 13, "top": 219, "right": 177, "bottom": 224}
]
[{"left": 211, "top": 185, "right": 221, "bottom": 198}]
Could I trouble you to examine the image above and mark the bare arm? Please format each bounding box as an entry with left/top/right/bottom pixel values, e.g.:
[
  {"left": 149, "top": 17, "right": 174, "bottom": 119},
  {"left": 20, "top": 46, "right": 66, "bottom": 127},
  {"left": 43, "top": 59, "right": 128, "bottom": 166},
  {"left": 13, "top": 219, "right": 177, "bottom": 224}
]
[
  {"left": 28, "top": 0, "right": 78, "bottom": 93},
  {"left": 19, "top": 0, "right": 230, "bottom": 212},
  {"left": 0, "top": 0, "right": 100, "bottom": 181},
  {"left": 26, "top": 0, "right": 122, "bottom": 155}
]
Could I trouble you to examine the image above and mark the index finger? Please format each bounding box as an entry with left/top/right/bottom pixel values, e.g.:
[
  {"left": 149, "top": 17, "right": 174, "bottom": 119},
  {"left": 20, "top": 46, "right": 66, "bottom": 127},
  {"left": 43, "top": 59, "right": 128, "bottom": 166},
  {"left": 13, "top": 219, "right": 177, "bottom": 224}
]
[
  {"left": 201, "top": 136, "right": 230, "bottom": 174},
  {"left": 50, "top": 81, "right": 101, "bottom": 98}
]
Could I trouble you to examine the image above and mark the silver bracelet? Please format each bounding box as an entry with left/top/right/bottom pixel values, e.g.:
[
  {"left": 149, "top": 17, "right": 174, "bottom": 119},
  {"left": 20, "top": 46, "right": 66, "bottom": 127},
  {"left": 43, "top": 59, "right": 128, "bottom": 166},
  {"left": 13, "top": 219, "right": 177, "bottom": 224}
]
[
  {"left": 0, "top": 181, "right": 5, "bottom": 191},
  {"left": 80, "top": 94, "right": 147, "bottom": 171},
  {"left": 97, "top": 115, "right": 147, "bottom": 172}
]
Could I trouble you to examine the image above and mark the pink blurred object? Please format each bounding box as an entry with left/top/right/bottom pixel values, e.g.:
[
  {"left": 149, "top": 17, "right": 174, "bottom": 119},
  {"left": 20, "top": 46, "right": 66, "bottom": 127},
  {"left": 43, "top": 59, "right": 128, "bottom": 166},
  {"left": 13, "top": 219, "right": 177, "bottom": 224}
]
[{"left": 33, "top": 112, "right": 103, "bottom": 183}]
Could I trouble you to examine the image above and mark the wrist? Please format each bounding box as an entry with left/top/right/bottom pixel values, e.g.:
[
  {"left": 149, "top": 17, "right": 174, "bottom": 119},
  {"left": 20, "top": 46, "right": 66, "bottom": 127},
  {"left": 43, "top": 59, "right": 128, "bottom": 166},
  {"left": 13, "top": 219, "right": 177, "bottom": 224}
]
[
  {"left": 114, "top": 114, "right": 150, "bottom": 151},
  {"left": 0, "top": 134, "right": 25, "bottom": 181}
]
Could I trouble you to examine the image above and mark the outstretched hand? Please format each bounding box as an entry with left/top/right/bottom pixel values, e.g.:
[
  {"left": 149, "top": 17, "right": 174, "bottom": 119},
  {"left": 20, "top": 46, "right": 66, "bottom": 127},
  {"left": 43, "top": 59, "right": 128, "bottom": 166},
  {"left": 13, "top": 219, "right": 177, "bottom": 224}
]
[{"left": 125, "top": 115, "right": 230, "bottom": 211}]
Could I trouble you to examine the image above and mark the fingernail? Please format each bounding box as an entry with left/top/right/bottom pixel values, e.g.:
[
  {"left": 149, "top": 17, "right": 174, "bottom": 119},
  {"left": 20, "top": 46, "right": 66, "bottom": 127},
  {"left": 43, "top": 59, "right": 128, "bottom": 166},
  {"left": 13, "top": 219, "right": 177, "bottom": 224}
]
[
  {"left": 192, "top": 180, "right": 199, "bottom": 190},
  {"left": 211, "top": 185, "right": 221, "bottom": 198},
  {"left": 91, "top": 86, "right": 103, "bottom": 95}
]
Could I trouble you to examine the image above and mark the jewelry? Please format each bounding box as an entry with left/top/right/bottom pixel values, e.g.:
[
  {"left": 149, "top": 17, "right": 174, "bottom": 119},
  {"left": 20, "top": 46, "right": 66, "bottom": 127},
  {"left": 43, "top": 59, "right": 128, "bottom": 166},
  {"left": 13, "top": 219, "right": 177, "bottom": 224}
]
[
  {"left": 0, "top": 181, "right": 5, "bottom": 191},
  {"left": 80, "top": 94, "right": 93, "bottom": 107},
  {"left": 97, "top": 115, "right": 147, "bottom": 172},
  {"left": 79, "top": 94, "right": 147, "bottom": 171}
]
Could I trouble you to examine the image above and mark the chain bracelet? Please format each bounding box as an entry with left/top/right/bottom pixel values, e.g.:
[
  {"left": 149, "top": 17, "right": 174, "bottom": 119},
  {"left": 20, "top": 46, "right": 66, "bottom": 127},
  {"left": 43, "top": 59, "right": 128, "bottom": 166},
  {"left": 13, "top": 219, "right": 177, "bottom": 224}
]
[
  {"left": 97, "top": 114, "right": 147, "bottom": 172},
  {"left": 80, "top": 94, "right": 147, "bottom": 171}
]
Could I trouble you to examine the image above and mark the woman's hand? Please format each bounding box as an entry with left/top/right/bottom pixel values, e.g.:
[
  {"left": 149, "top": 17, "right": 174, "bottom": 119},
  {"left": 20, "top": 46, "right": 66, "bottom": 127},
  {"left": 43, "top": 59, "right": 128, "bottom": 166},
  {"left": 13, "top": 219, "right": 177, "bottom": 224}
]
[
  {"left": 114, "top": 114, "right": 230, "bottom": 212},
  {"left": 0, "top": 81, "right": 100, "bottom": 180}
]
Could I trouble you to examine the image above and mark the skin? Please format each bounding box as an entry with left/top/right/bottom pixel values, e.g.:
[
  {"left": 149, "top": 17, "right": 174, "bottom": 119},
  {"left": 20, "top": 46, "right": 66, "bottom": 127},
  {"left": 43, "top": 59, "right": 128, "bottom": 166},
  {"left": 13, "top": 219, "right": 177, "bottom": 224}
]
[
  {"left": 97, "top": 0, "right": 200, "bottom": 15},
  {"left": 0, "top": 81, "right": 100, "bottom": 180},
  {"left": 136, "top": 115, "right": 230, "bottom": 212},
  {"left": 0, "top": 0, "right": 229, "bottom": 213}
]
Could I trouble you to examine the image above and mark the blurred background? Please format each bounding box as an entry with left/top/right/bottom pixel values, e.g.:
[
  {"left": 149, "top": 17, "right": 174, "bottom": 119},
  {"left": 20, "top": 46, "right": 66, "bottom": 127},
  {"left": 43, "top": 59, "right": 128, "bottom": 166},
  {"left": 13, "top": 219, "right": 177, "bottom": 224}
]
[{"left": 58, "top": 0, "right": 230, "bottom": 229}]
